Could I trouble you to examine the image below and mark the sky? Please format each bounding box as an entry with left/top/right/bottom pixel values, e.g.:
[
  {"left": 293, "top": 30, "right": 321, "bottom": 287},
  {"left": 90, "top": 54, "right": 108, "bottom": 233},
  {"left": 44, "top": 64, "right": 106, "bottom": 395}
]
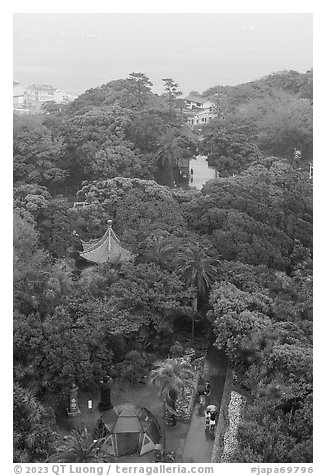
[{"left": 13, "top": 13, "right": 313, "bottom": 96}]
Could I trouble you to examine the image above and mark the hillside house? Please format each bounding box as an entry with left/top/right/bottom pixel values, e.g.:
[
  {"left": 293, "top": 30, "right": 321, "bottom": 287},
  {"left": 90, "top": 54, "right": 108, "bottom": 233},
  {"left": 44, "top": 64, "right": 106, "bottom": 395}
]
[
  {"left": 13, "top": 81, "right": 26, "bottom": 108},
  {"left": 184, "top": 94, "right": 215, "bottom": 111},
  {"left": 25, "top": 84, "right": 76, "bottom": 105},
  {"left": 184, "top": 93, "right": 216, "bottom": 126},
  {"left": 25, "top": 84, "right": 57, "bottom": 103}
]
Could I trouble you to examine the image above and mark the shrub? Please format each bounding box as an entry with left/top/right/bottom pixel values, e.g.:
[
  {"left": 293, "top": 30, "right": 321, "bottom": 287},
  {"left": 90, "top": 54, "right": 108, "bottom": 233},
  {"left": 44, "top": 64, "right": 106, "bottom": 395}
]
[{"left": 117, "top": 351, "right": 147, "bottom": 385}]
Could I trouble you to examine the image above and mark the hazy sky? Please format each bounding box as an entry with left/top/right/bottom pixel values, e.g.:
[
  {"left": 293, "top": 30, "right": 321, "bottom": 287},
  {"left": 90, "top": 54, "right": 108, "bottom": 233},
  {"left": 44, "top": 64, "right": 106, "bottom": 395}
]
[{"left": 13, "top": 13, "right": 313, "bottom": 95}]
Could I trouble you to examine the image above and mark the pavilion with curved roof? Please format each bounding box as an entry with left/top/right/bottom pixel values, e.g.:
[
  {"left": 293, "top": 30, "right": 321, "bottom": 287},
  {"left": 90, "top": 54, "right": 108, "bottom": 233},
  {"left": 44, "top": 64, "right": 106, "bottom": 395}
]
[{"left": 79, "top": 220, "right": 133, "bottom": 265}]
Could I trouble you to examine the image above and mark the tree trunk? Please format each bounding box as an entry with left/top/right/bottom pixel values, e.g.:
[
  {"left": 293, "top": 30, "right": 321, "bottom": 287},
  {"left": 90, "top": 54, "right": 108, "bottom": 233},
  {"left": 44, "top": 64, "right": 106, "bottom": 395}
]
[
  {"left": 192, "top": 297, "right": 198, "bottom": 344},
  {"left": 167, "top": 390, "right": 177, "bottom": 427},
  {"left": 98, "top": 378, "right": 113, "bottom": 412}
]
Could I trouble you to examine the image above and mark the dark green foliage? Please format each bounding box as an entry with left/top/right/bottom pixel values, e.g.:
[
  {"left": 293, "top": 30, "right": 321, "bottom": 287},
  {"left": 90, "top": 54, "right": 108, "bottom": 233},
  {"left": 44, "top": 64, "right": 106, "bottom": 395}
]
[
  {"left": 182, "top": 158, "right": 312, "bottom": 270},
  {"left": 176, "top": 241, "right": 220, "bottom": 298},
  {"left": 233, "top": 395, "right": 312, "bottom": 463},
  {"left": 255, "top": 95, "right": 313, "bottom": 161},
  {"left": 106, "top": 262, "right": 192, "bottom": 343},
  {"left": 14, "top": 184, "right": 52, "bottom": 222},
  {"left": 66, "top": 75, "right": 159, "bottom": 114},
  {"left": 13, "top": 70, "right": 313, "bottom": 463},
  {"left": 201, "top": 70, "right": 313, "bottom": 172},
  {"left": 59, "top": 105, "right": 134, "bottom": 178},
  {"left": 156, "top": 126, "right": 198, "bottom": 185},
  {"left": 200, "top": 117, "right": 262, "bottom": 176},
  {"left": 116, "top": 351, "right": 148, "bottom": 384},
  {"left": 13, "top": 212, "right": 52, "bottom": 315},
  {"left": 14, "top": 301, "right": 114, "bottom": 395},
  {"left": 209, "top": 252, "right": 312, "bottom": 462},
  {"left": 49, "top": 427, "right": 112, "bottom": 463},
  {"left": 262, "top": 69, "right": 313, "bottom": 100},
  {"left": 203, "top": 69, "right": 313, "bottom": 111},
  {"left": 136, "top": 231, "right": 179, "bottom": 269},
  {"left": 13, "top": 118, "right": 66, "bottom": 188},
  {"left": 90, "top": 142, "right": 154, "bottom": 181},
  {"left": 36, "top": 196, "right": 78, "bottom": 258},
  {"left": 125, "top": 109, "right": 172, "bottom": 153},
  {"left": 76, "top": 177, "right": 187, "bottom": 249},
  {"left": 14, "top": 384, "right": 57, "bottom": 462}
]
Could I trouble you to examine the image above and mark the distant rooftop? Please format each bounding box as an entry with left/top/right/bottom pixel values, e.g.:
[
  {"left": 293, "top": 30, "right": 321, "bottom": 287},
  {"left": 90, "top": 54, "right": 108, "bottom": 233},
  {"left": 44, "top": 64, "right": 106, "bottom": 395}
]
[{"left": 28, "top": 84, "right": 56, "bottom": 91}]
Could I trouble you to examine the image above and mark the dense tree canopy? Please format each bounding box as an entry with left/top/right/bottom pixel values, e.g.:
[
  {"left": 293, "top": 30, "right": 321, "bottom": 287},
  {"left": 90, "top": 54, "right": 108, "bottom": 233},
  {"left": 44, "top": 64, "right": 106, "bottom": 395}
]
[
  {"left": 182, "top": 158, "right": 312, "bottom": 270},
  {"left": 76, "top": 177, "right": 187, "bottom": 249},
  {"left": 201, "top": 70, "right": 313, "bottom": 174},
  {"left": 13, "top": 69, "right": 312, "bottom": 463}
]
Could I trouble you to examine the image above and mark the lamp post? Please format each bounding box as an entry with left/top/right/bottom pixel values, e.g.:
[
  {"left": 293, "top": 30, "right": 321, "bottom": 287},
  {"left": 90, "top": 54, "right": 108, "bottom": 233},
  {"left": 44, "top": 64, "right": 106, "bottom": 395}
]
[{"left": 98, "top": 375, "right": 113, "bottom": 412}]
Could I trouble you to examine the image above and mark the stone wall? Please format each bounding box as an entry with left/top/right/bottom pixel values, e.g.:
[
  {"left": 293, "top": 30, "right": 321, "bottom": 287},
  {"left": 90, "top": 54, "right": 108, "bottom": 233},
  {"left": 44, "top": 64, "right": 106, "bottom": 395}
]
[
  {"left": 210, "top": 365, "right": 233, "bottom": 463},
  {"left": 220, "top": 391, "right": 246, "bottom": 462}
]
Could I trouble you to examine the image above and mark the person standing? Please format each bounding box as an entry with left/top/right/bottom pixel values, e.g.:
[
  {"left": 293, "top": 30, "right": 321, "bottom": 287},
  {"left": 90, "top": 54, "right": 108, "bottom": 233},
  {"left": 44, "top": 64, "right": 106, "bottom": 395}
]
[
  {"left": 205, "top": 410, "right": 211, "bottom": 429},
  {"left": 205, "top": 380, "right": 211, "bottom": 396}
]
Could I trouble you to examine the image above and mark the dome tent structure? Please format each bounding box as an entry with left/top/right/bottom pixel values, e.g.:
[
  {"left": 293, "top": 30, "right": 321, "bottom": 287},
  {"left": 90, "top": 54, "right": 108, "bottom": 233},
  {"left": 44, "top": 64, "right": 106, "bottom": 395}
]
[{"left": 96, "top": 404, "right": 161, "bottom": 457}]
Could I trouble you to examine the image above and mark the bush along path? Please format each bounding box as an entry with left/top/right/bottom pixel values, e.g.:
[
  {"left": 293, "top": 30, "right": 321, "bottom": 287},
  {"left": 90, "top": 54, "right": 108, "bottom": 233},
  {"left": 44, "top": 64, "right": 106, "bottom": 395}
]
[{"left": 182, "top": 346, "right": 228, "bottom": 463}]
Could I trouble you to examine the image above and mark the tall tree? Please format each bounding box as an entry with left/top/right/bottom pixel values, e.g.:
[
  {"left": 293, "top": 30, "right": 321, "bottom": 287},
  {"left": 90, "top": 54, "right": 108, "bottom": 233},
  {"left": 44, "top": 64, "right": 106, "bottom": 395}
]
[
  {"left": 156, "top": 127, "right": 183, "bottom": 186},
  {"left": 162, "top": 78, "right": 183, "bottom": 117},
  {"left": 176, "top": 242, "right": 219, "bottom": 341},
  {"left": 128, "top": 72, "right": 153, "bottom": 108}
]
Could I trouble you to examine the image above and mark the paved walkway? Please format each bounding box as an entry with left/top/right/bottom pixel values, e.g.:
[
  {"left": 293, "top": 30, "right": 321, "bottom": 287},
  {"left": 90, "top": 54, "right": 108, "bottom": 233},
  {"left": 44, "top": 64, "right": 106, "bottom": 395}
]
[{"left": 182, "top": 347, "right": 228, "bottom": 463}]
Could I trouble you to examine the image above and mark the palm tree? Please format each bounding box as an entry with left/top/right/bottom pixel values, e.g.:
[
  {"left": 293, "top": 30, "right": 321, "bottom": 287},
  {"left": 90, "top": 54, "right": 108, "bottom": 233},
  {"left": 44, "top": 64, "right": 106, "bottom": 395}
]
[
  {"left": 48, "top": 427, "right": 111, "bottom": 463},
  {"left": 138, "top": 233, "right": 176, "bottom": 268},
  {"left": 176, "top": 242, "right": 220, "bottom": 342},
  {"left": 148, "top": 358, "right": 194, "bottom": 453},
  {"left": 156, "top": 128, "right": 183, "bottom": 186}
]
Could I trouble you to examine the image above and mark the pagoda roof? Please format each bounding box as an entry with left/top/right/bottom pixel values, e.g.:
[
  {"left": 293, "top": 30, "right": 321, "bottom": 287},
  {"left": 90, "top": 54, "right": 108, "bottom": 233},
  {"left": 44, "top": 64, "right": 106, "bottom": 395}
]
[{"left": 79, "top": 220, "right": 133, "bottom": 265}]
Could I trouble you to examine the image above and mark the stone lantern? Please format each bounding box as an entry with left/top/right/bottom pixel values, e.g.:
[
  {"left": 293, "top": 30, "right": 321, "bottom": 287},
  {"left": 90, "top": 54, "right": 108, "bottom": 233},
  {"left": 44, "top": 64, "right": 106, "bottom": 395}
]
[{"left": 67, "top": 382, "right": 81, "bottom": 417}]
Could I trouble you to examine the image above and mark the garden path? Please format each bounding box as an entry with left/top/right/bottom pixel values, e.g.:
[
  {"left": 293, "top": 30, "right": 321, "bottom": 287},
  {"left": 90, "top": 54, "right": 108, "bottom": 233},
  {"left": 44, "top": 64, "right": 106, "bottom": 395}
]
[{"left": 182, "top": 347, "right": 228, "bottom": 462}]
